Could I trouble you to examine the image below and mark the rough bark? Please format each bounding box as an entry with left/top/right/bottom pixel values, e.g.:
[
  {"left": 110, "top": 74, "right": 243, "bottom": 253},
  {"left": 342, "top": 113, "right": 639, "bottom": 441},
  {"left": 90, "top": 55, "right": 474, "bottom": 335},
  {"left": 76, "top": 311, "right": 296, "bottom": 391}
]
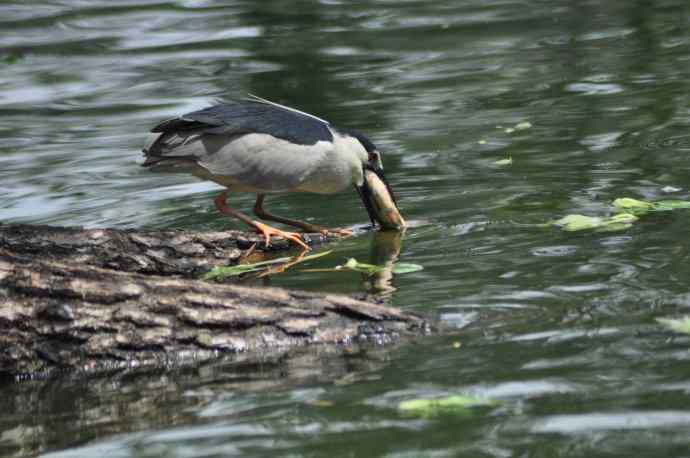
[
  {"left": 0, "top": 222, "right": 332, "bottom": 276},
  {"left": 0, "top": 223, "right": 430, "bottom": 378}
]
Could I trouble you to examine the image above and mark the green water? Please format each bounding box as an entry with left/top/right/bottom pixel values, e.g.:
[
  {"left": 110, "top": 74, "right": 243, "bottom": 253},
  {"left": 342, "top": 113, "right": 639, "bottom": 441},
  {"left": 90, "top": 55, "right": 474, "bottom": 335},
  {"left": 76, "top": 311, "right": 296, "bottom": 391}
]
[{"left": 3, "top": 0, "right": 690, "bottom": 456}]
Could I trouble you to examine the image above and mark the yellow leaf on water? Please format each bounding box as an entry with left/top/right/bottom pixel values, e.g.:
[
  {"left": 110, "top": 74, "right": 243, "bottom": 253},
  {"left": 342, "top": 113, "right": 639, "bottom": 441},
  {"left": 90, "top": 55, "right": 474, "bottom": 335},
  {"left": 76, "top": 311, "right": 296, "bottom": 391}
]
[
  {"left": 399, "top": 394, "right": 498, "bottom": 416},
  {"left": 308, "top": 400, "right": 335, "bottom": 408},
  {"left": 493, "top": 157, "right": 512, "bottom": 166},
  {"left": 657, "top": 316, "right": 690, "bottom": 334}
]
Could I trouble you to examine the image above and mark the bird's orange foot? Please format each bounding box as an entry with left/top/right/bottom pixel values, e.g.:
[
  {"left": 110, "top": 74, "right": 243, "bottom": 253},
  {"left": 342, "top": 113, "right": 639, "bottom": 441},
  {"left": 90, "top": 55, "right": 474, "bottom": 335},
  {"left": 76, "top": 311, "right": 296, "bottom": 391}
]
[{"left": 252, "top": 221, "right": 310, "bottom": 251}]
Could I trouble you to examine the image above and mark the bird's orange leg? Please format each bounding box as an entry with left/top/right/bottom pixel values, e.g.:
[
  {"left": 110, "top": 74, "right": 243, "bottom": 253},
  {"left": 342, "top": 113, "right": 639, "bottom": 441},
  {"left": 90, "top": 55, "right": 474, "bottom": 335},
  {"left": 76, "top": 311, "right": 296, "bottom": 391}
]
[
  {"left": 253, "top": 195, "right": 354, "bottom": 237},
  {"left": 214, "top": 191, "right": 310, "bottom": 251}
]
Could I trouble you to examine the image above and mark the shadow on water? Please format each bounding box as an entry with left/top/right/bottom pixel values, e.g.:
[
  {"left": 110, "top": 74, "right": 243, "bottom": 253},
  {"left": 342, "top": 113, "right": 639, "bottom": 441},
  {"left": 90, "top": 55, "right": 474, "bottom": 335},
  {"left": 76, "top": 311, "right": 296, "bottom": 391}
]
[
  {"left": 227, "top": 227, "right": 406, "bottom": 301},
  {"left": 0, "top": 342, "right": 407, "bottom": 458},
  {"left": 365, "top": 230, "right": 405, "bottom": 298}
]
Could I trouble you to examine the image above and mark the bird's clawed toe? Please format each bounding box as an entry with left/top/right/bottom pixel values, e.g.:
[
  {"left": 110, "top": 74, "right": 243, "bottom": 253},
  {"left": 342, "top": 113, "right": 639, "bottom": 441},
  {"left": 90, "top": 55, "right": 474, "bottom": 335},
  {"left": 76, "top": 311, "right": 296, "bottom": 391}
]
[{"left": 252, "top": 221, "right": 310, "bottom": 251}]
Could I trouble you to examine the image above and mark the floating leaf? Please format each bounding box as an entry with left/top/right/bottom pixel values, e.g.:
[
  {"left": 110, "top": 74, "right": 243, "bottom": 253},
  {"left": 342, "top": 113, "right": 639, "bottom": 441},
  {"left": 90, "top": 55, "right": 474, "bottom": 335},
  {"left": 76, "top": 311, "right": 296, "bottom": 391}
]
[
  {"left": 202, "top": 250, "right": 332, "bottom": 279},
  {"left": 202, "top": 263, "right": 266, "bottom": 278},
  {"left": 344, "top": 258, "right": 423, "bottom": 275},
  {"left": 391, "top": 263, "right": 424, "bottom": 274},
  {"left": 612, "top": 198, "right": 654, "bottom": 213},
  {"left": 307, "top": 400, "right": 335, "bottom": 408},
  {"left": 302, "top": 258, "right": 423, "bottom": 276},
  {"left": 551, "top": 214, "right": 600, "bottom": 231},
  {"left": 343, "top": 258, "right": 385, "bottom": 275},
  {"left": 613, "top": 197, "right": 690, "bottom": 214},
  {"left": 597, "top": 213, "right": 639, "bottom": 231},
  {"left": 652, "top": 200, "right": 690, "bottom": 211},
  {"left": 552, "top": 213, "right": 637, "bottom": 232},
  {"left": 548, "top": 196, "right": 690, "bottom": 235},
  {"left": 493, "top": 157, "right": 512, "bottom": 166},
  {"left": 657, "top": 316, "right": 690, "bottom": 334},
  {"left": 399, "top": 394, "right": 498, "bottom": 416},
  {"left": 514, "top": 121, "right": 532, "bottom": 130}
]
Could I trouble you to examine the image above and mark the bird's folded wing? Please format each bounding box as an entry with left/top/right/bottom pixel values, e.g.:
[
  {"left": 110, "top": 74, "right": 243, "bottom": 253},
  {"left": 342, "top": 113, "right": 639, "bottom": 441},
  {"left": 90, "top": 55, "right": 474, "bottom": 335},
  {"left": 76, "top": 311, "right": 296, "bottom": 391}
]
[
  {"left": 197, "top": 133, "right": 334, "bottom": 191},
  {"left": 151, "top": 100, "right": 333, "bottom": 146}
]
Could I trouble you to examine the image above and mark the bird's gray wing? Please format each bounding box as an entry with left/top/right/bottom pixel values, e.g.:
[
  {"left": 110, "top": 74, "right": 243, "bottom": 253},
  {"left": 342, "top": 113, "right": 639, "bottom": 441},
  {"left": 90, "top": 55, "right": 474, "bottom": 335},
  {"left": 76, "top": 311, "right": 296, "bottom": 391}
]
[
  {"left": 143, "top": 132, "right": 334, "bottom": 192},
  {"left": 144, "top": 98, "right": 332, "bottom": 162},
  {"left": 150, "top": 98, "right": 333, "bottom": 145},
  {"left": 143, "top": 99, "right": 336, "bottom": 191},
  {"left": 197, "top": 133, "right": 335, "bottom": 192}
]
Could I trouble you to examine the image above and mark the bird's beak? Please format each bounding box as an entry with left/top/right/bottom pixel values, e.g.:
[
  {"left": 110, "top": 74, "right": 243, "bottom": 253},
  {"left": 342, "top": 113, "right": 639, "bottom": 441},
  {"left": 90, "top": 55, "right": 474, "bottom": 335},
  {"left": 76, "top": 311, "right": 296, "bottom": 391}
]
[{"left": 356, "top": 165, "right": 406, "bottom": 230}]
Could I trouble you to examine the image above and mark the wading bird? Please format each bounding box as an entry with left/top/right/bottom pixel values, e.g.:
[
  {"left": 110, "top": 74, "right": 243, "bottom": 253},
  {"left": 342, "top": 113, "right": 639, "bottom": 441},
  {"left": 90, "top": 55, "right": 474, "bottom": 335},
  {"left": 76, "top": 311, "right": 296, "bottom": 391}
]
[{"left": 143, "top": 95, "right": 403, "bottom": 250}]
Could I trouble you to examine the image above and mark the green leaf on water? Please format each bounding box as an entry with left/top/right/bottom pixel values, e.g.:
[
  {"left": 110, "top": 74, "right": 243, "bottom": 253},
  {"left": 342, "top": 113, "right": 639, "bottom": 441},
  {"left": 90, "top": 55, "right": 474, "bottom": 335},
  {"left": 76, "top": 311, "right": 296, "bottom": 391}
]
[
  {"left": 399, "top": 394, "right": 498, "bottom": 416},
  {"left": 657, "top": 316, "right": 690, "bottom": 334},
  {"left": 548, "top": 196, "right": 690, "bottom": 234},
  {"left": 344, "top": 258, "right": 424, "bottom": 275},
  {"left": 343, "top": 258, "right": 383, "bottom": 275},
  {"left": 302, "top": 258, "right": 423, "bottom": 276},
  {"left": 613, "top": 197, "right": 690, "bottom": 214},
  {"left": 612, "top": 197, "right": 654, "bottom": 213},
  {"left": 493, "top": 156, "right": 512, "bottom": 166},
  {"left": 391, "top": 263, "right": 424, "bottom": 274},
  {"left": 552, "top": 213, "right": 637, "bottom": 232},
  {"left": 202, "top": 250, "right": 332, "bottom": 279},
  {"left": 597, "top": 213, "right": 639, "bottom": 231},
  {"left": 552, "top": 214, "right": 601, "bottom": 231},
  {"left": 652, "top": 200, "right": 690, "bottom": 211},
  {"left": 202, "top": 263, "right": 265, "bottom": 278}
]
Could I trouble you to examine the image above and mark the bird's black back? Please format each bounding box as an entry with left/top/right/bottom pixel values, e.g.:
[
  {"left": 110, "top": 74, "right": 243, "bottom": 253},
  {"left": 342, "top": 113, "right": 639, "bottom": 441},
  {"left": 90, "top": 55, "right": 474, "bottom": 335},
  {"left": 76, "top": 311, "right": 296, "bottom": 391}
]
[{"left": 151, "top": 99, "right": 334, "bottom": 146}]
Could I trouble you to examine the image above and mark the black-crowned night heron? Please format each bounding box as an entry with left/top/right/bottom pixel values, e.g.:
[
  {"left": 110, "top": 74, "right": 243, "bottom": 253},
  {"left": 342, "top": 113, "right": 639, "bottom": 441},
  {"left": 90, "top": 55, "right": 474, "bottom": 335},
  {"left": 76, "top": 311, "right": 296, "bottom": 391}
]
[{"left": 142, "top": 95, "right": 403, "bottom": 250}]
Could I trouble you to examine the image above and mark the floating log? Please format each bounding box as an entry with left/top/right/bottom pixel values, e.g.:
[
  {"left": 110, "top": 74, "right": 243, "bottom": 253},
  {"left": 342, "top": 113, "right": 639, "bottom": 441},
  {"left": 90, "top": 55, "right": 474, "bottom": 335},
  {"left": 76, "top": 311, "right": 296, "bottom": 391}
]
[{"left": 0, "top": 223, "right": 430, "bottom": 378}]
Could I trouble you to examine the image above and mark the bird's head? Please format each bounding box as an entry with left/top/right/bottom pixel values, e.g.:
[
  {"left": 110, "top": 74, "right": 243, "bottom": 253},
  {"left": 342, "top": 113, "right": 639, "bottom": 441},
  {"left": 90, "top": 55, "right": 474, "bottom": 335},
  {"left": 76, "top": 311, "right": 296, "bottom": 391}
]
[{"left": 343, "top": 129, "right": 405, "bottom": 230}]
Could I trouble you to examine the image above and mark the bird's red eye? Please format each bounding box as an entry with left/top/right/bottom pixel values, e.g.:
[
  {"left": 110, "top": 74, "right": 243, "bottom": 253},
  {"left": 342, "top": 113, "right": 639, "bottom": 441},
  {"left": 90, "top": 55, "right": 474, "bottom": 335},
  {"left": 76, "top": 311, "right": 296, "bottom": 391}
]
[{"left": 368, "top": 152, "right": 377, "bottom": 162}]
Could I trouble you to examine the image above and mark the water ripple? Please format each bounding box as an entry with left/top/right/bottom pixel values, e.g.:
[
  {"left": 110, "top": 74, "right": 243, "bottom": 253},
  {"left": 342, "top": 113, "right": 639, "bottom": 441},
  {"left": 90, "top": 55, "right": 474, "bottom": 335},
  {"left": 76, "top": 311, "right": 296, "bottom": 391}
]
[{"left": 531, "top": 411, "right": 690, "bottom": 434}]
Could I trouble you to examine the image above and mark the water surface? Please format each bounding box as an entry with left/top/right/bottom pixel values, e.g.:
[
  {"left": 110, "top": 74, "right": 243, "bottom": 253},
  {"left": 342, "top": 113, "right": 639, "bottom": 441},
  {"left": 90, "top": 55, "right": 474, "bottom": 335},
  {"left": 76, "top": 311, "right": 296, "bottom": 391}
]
[{"left": 2, "top": 0, "right": 690, "bottom": 456}]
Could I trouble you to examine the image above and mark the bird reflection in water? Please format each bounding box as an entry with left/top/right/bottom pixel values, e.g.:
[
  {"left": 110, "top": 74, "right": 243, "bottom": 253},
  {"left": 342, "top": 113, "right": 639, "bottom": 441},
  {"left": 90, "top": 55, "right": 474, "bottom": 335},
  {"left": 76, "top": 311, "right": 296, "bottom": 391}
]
[{"left": 363, "top": 230, "right": 404, "bottom": 299}]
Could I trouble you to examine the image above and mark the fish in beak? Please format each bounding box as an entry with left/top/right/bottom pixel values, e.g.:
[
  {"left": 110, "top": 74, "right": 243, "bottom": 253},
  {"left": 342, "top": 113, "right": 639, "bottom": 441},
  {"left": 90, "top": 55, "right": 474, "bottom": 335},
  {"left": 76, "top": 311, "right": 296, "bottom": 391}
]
[{"left": 356, "top": 165, "right": 406, "bottom": 230}]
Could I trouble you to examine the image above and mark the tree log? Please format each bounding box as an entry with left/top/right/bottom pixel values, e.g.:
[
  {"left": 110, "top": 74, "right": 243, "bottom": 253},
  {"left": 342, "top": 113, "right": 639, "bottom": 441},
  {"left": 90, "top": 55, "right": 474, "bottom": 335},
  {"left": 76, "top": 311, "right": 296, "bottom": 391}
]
[
  {"left": 0, "top": 222, "right": 334, "bottom": 276},
  {"left": 0, "top": 223, "right": 430, "bottom": 378}
]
